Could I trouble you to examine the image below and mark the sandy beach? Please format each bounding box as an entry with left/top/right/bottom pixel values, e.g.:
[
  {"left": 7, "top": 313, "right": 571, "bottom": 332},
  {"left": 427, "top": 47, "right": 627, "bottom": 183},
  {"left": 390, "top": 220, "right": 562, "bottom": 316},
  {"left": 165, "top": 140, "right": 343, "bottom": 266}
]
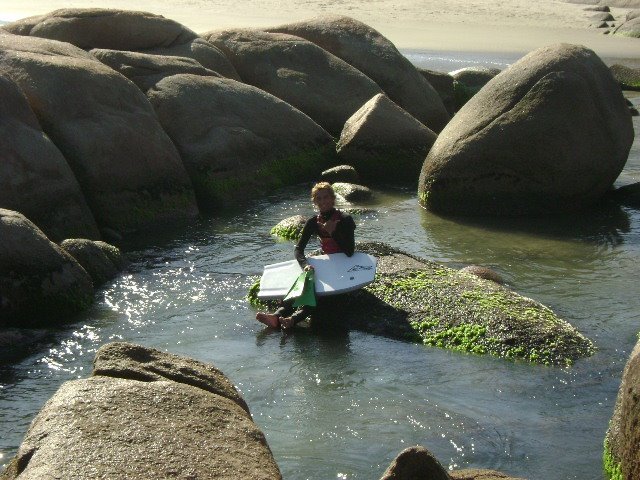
[{"left": 0, "top": 0, "right": 638, "bottom": 59}]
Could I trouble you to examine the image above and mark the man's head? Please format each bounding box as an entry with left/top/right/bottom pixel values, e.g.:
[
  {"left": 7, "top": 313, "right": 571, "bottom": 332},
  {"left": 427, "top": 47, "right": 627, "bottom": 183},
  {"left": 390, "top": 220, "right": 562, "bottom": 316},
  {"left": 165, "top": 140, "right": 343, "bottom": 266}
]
[{"left": 311, "top": 182, "right": 336, "bottom": 212}]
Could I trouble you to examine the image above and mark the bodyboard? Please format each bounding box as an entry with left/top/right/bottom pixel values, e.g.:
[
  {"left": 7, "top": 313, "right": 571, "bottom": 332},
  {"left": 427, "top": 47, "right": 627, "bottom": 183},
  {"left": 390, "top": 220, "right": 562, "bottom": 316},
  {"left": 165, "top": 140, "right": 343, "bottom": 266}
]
[{"left": 257, "top": 252, "right": 377, "bottom": 300}]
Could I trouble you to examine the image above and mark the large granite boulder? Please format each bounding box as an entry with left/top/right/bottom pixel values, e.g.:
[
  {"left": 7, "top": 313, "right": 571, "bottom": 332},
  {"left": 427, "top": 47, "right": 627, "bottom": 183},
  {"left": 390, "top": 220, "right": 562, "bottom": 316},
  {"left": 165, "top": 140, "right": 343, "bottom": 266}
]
[
  {"left": 0, "top": 209, "right": 93, "bottom": 326},
  {"left": 605, "top": 337, "right": 640, "bottom": 480},
  {"left": 251, "top": 242, "right": 594, "bottom": 365},
  {"left": 418, "top": 68, "right": 456, "bottom": 115},
  {"left": 1, "top": 8, "right": 240, "bottom": 80},
  {"left": 0, "top": 32, "right": 199, "bottom": 233},
  {"left": 59, "top": 239, "right": 122, "bottom": 286},
  {"left": 2, "top": 8, "right": 197, "bottom": 50},
  {"left": 1, "top": 343, "right": 281, "bottom": 479},
  {"left": 613, "top": 15, "right": 640, "bottom": 37},
  {"left": 146, "top": 74, "right": 334, "bottom": 210},
  {"left": 265, "top": 15, "right": 450, "bottom": 132},
  {"left": 418, "top": 44, "right": 634, "bottom": 216},
  {"left": 202, "top": 28, "right": 383, "bottom": 136},
  {"left": 336, "top": 93, "right": 437, "bottom": 184},
  {"left": 91, "top": 49, "right": 220, "bottom": 91},
  {"left": 0, "top": 73, "right": 99, "bottom": 242}
]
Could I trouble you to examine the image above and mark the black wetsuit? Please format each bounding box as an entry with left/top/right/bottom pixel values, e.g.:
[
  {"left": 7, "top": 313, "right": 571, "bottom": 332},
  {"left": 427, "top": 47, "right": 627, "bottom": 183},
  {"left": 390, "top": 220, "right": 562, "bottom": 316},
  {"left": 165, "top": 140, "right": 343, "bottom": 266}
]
[{"left": 275, "top": 208, "right": 356, "bottom": 324}]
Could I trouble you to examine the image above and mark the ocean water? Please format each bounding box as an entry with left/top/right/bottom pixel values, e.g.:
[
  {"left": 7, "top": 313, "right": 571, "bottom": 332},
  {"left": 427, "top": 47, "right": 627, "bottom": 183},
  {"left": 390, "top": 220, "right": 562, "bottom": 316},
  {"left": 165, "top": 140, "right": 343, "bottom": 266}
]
[{"left": 1, "top": 51, "right": 639, "bottom": 480}]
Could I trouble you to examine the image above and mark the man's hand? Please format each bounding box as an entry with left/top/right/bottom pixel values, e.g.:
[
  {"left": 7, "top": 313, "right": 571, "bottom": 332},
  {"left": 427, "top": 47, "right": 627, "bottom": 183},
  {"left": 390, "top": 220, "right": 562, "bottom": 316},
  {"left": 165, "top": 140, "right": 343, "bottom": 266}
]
[
  {"left": 321, "top": 218, "right": 339, "bottom": 235},
  {"left": 303, "top": 265, "right": 314, "bottom": 271}
]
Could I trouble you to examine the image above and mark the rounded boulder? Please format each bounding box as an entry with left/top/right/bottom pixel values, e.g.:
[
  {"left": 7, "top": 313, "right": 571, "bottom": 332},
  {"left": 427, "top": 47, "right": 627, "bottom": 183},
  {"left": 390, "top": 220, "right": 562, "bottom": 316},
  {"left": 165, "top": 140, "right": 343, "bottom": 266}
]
[
  {"left": 146, "top": 74, "right": 334, "bottom": 210},
  {"left": 337, "top": 93, "right": 437, "bottom": 184},
  {"left": 419, "top": 44, "right": 634, "bottom": 216},
  {"left": 0, "top": 209, "right": 94, "bottom": 326},
  {"left": 0, "top": 32, "right": 199, "bottom": 233},
  {"left": 0, "top": 73, "right": 99, "bottom": 242}
]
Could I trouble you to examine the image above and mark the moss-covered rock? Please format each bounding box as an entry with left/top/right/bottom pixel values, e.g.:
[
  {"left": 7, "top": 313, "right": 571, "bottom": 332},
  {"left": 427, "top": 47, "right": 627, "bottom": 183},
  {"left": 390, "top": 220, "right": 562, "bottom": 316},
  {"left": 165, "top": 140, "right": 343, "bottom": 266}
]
[
  {"left": 249, "top": 242, "right": 593, "bottom": 365},
  {"left": 0, "top": 209, "right": 94, "bottom": 326},
  {"left": 604, "top": 336, "right": 640, "bottom": 480},
  {"left": 60, "top": 238, "right": 122, "bottom": 287},
  {"left": 358, "top": 243, "right": 593, "bottom": 364},
  {"left": 609, "top": 64, "right": 640, "bottom": 91},
  {"left": 270, "top": 215, "right": 306, "bottom": 241}
]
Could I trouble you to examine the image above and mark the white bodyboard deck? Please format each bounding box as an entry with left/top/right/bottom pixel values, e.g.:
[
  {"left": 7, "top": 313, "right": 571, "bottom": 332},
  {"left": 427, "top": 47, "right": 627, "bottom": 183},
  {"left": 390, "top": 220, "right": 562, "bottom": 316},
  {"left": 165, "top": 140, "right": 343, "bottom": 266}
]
[{"left": 257, "top": 252, "right": 377, "bottom": 300}]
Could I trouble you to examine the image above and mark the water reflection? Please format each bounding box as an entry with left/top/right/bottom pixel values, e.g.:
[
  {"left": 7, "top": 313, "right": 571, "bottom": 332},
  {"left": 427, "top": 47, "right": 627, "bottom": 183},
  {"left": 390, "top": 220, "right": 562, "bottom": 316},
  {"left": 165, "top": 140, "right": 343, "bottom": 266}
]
[{"left": 420, "top": 199, "right": 631, "bottom": 267}]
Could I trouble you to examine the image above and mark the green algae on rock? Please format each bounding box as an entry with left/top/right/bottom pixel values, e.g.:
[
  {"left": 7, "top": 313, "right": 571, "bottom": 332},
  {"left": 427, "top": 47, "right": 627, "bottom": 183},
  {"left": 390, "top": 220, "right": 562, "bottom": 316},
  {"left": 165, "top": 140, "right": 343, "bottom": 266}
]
[
  {"left": 604, "top": 439, "right": 623, "bottom": 480},
  {"left": 355, "top": 243, "right": 594, "bottom": 365},
  {"left": 247, "top": 242, "right": 593, "bottom": 366},
  {"left": 270, "top": 215, "right": 306, "bottom": 241}
]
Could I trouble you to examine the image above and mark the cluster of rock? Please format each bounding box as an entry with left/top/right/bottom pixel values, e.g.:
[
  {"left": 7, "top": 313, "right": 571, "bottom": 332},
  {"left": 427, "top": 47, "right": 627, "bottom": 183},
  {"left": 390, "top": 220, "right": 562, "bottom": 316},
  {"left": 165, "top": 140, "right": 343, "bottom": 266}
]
[
  {"left": 0, "top": 342, "right": 527, "bottom": 480},
  {"left": 0, "top": 9, "right": 450, "bottom": 243},
  {"left": 12, "top": 339, "right": 637, "bottom": 479}
]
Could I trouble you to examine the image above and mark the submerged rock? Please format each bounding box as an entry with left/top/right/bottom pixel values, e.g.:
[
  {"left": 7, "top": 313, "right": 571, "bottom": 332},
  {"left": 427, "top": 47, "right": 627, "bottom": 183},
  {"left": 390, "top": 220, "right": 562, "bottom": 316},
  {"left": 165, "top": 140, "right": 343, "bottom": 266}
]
[
  {"left": 60, "top": 239, "right": 122, "bottom": 286},
  {"left": 202, "top": 28, "right": 382, "bottom": 136},
  {"left": 336, "top": 93, "right": 437, "bottom": 184},
  {"left": 321, "top": 165, "right": 360, "bottom": 184},
  {"left": 266, "top": 15, "right": 450, "bottom": 132},
  {"left": 250, "top": 242, "right": 594, "bottom": 365},
  {"left": 0, "top": 209, "right": 94, "bottom": 326},
  {"left": 380, "top": 446, "right": 450, "bottom": 480},
  {"left": 1, "top": 343, "right": 281, "bottom": 479},
  {"left": 0, "top": 32, "right": 199, "bottom": 234},
  {"left": 271, "top": 215, "right": 307, "bottom": 241},
  {"left": 146, "top": 74, "right": 334, "bottom": 210},
  {"left": 332, "top": 182, "right": 374, "bottom": 202},
  {"left": 610, "top": 64, "right": 640, "bottom": 91},
  {"left": 605, "top": 336, "right": 640, "bottom": 480},
  {"left": 380, "top": 446, "right": 525, "bottom": 480},
  {"left": 419, "top": 44, "right": 633, "bottom": 216},
  {"left": 0, "top": 73, "right": 99, "bottom": 242}
]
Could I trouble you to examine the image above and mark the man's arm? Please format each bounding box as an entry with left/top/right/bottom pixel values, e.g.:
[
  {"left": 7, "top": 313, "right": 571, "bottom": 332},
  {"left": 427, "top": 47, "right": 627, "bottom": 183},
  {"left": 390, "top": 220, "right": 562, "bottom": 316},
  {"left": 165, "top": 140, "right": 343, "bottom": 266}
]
[{"left": 294, "top": 217, "right": 317, "bottom": 267}]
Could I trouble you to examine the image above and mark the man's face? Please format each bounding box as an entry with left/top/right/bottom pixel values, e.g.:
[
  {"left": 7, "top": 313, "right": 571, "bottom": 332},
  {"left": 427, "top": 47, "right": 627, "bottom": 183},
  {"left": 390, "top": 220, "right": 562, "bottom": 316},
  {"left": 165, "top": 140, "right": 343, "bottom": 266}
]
[{"left": 314, "top": 189, "right": 335, "bottom": 212}]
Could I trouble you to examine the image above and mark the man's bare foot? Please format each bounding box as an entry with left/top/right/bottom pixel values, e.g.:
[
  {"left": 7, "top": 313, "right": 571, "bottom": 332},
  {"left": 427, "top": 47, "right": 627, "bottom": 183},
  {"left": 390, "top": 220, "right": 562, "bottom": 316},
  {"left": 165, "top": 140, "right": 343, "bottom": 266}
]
[
  {"left": 256, "top": 312, "right": 280, "bottom": 328},
  {"left": 280, "top": 316, "right": 294, "bottom": 331}
]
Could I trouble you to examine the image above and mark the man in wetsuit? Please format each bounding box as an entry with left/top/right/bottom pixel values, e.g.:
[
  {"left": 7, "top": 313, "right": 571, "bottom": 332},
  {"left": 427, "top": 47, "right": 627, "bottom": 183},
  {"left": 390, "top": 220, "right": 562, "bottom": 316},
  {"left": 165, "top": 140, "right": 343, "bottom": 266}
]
[{"left": 256, "top": 182, "right": 356, "bottom": 330}]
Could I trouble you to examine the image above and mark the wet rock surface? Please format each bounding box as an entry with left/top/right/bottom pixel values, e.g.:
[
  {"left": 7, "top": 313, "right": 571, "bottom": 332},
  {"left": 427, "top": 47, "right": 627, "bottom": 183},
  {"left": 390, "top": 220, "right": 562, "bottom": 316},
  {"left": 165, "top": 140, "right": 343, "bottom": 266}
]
[{"left": 1, "top": 343, "right": 281, "bottom": 479}]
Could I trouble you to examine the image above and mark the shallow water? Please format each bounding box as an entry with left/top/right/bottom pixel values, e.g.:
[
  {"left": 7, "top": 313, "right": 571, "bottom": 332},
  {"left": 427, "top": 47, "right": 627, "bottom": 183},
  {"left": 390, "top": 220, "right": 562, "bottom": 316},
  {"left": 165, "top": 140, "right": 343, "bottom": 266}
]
[{"left": 1, "top": 54, "right": 640, "bottom": 479}]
